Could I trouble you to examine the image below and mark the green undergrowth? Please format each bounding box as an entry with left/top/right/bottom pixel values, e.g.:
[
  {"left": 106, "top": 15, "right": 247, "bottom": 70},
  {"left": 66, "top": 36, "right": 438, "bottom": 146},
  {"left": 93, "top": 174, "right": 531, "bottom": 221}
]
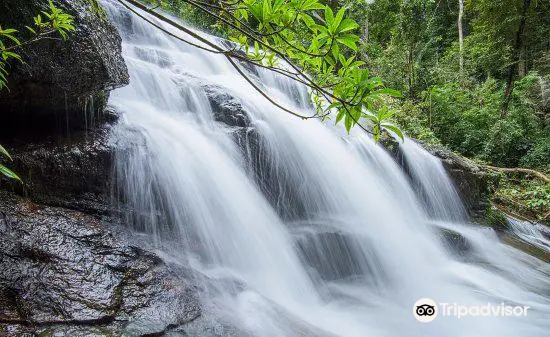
[{"left": 493, "top": 174, "right": 550, "bottom": 224}]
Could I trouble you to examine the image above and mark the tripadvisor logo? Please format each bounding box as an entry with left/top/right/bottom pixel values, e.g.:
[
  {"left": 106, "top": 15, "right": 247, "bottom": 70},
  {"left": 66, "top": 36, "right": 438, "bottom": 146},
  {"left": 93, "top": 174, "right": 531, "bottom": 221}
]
[
  {"left": 413, "top": 298, "right": 438, "bottom": 322},
  {"left": 413, "top": 298, "right": 530, "bottom": 323}
]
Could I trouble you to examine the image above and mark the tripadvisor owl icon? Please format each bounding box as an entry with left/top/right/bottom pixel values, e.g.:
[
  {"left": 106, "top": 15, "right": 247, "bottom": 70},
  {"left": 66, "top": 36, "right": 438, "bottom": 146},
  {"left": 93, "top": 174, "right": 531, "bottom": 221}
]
[{"left": 413, "top": 298, "right": 438, "bottom": 322}]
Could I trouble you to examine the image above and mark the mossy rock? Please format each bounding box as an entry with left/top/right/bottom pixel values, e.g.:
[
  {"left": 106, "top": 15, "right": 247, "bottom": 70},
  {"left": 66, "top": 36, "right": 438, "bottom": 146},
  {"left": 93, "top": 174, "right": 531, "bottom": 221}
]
[
  {"left": 502, "top": 235, "right": 550, "bottom": 263},
  {"left": 485, "top": 208, "right": 511, "bottom": 232}
]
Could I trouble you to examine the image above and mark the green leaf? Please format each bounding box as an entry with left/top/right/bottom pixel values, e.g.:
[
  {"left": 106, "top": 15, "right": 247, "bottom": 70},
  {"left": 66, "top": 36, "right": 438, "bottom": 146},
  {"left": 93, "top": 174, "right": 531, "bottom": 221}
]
[
  {"left": 300, "top": 0, "right": 324, "bottom": 10},
  {"left": 25, "top": 25, "right": 37, "bottom": 34},
  {"left": 324, "top": 6, "right": 334, "bottom": 27},
  {"left": 301, "top": 14, "right": 316, "bottom": 30},
  {"left": 333, "top": 7, "right": 345, "bottom": 31},
  {"left": 363, "top": 113, "right": 379, "bottom": 123},
  {"left": 326, "top": 101, "right": 342, "bottom": 111},
  {"left": 344, "top": 113, "right": 353, "bottom": 133},
  {"left": 337, "top": 18, "right": 358, "bottom": 33},
  {"left": 262, "top": 0, "right": 272, "bottom": 22},
  {"left": 1, "top": 28, "right": 18, "bottom": 34},
  {"left": 0, "top": 144, "right": 13, "bottom": 160},
  {"left": 331, "top": 42, "right": 339, "bottom": 62},
  {"left": 2, "top": 32, "right": 21, "bottom": 45},
  {"left": 336, "top": 34, "right": 358, "bottom": 51},
  {"left": 2, "top": 51, "right": 22, "bottom": 62},
  {"left": 335, "top": 109, "right": 345, "bottom": 123},
  {"left": 382, "top": 123, "right": 404, "bottom": 142},
  {"left": 0, "top": 163, "right": 21, "bottom": 182}
]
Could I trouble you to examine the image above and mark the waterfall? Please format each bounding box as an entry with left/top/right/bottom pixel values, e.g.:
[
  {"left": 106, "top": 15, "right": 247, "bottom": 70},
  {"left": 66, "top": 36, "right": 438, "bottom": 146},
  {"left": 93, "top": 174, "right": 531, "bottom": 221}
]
[
  {"left": 103, "top": 1, "right": 550, "bottom": 336},
  {"left": 398, "top": 140, "right": 468, "bottom": 221}
]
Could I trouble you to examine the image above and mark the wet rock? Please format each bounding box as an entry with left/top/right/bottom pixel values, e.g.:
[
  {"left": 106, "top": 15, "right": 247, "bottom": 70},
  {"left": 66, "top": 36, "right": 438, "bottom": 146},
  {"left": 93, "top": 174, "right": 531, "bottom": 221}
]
[
  {"left": 201, "top": 83, "right": 309, "bottom": 219},
  {"left": 382, "top": 138, "right": 499, "bottom": 219},
  {"left": 0, "top": 191, "right": 200, "bottom": 337},
  {"left": 203, "top": 84, "right": 252, "bottom": 128},
  {"left": 418, "top": 142, "right": 500, "bottom": 219},
  {"left": 0, "top": 0, "right": 129, "bottom": 133},
  {"left": 1, "top": 126, "right": 116, "bottom": 214},
  {"left": 502, "top": 235, "right": 550, "bottom": 263},
  {"left": 438, "top": 228, "right": 474, "bottom": 258},
  {"left": 292, "top": 225, "right": 386, "bottom": 286}
]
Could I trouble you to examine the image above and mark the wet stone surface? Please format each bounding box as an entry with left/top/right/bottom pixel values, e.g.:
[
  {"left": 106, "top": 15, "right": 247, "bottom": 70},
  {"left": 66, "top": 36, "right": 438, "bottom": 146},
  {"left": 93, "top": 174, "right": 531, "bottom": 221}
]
[{"left": 0, "top": 192, "right": 200, "bottom": 336}]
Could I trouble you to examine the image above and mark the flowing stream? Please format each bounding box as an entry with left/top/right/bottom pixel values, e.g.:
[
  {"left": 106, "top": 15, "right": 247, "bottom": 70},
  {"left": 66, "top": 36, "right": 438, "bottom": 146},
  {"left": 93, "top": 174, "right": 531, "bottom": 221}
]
[{"left": 104, "top": 1, "right": 550, "bottom": 336}]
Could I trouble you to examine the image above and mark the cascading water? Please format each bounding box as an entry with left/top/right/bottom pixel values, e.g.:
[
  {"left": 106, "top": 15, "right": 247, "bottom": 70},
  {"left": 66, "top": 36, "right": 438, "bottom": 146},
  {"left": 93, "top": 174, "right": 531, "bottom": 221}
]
[{"left": 104, "top": 1, "right": 550, "bottom": 335}]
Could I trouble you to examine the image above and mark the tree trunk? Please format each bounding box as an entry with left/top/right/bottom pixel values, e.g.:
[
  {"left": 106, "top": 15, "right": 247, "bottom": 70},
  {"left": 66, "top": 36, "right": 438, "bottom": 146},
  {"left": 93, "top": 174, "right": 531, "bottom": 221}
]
[
  {"left": 502, "top": 0, "right": 531, "bottom": 116},
  {"left": 364, "top": 11, "right": 369, "bottom": 44},
  {"left": 458, "top": 0, "right": 464, "bottom": 74},
  {"left": 518, "top": 44, "right": 526, "bottom": 78},
  {"left": 408, "top": 48, "right": 414, "bottom": 98}
]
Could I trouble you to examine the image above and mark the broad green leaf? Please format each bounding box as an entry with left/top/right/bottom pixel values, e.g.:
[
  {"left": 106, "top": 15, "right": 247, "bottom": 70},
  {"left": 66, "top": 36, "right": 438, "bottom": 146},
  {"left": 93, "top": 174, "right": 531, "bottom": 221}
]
[
  {"left": 2, "top": 51, "right": 22, "bottom": 62},
  {"left": 300, "top": 0, "right": 324, "bottom": 10},
  {"left": 336, "top": 34, "right": 358, "bottom": 51},
  {"left": 344, "top": 113, "right": 353, "bottom": 133},
  {"left": 0, "top": 163, "right": 21, "bottom": 182},
  {"left": 337, "top": 18, "right": 358, "bottom": 33},
  {"left": 363, "top": 113, "right": 379, "bottom": 123},
  {"left": 262, "top": 0, "right": 272, "bottom": 22},
  {"left": 2, "top": 32, "right": 21, "bottom": 45},
  {"left": 301, "top": 14, "right": 316, "bottom": 30},
  {"left": 324, "top": 6, "right": 334, "bottom": 27},
  {"left": 335, "top": 110, "right": 345, "bottom": 123},
  {"left": 332, "top": 7, "right": 345, "bottom": 32},
  {"left": 382, "top": 123, "right": 404, "bottom": 142}
]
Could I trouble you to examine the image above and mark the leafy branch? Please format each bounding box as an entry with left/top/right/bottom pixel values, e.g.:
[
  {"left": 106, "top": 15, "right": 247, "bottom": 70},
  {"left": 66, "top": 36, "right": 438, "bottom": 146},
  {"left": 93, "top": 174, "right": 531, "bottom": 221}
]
[{"left": 124, "top": 0, "right": 403, "bottom": 139}]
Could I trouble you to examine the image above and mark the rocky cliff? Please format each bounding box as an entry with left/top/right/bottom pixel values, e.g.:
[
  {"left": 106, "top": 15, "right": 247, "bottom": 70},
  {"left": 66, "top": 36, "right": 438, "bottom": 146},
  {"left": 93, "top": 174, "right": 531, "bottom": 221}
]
[
  {"left": 0, "top": 1, "right": 201, "bottom": 336},
  {"left": 0, "top": 0, "right": 128, "bottom": 136}
]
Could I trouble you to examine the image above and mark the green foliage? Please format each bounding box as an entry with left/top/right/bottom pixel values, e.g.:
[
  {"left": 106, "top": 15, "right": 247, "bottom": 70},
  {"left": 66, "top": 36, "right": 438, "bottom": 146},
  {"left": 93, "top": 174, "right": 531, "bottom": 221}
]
[
  {"left": 495, "top": 176, "right": 550, "bottom": 222},
  {"left": 224, "top": 0, "right": 403, "bottom": 138},
  {"left": 342, "top": 0, "right": 549, "bottom": 175},
  {"left": 485, "top": 207, "right": 510, "bottom": 232},
  {"left": 0, "top": 145, "right": 21, "bottom": 183},
  {"left": 392, "top": 99, "right": 438, "bottom": 143},
  {"left": 363, "top": 106, "right": 403, "bottom": 143},
  {"left": 142, "top": 0, "right": 403, "bottom": 141},
  {"left": 520, "top": 139, "right": 550, "bottom": 172},
  {"left": 144, "top": 0, "right": 218, "bottom": 31}
]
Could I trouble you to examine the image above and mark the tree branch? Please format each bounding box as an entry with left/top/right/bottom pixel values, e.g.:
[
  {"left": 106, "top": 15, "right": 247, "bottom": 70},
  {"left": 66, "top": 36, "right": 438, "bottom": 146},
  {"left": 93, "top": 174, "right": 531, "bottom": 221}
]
[{"left": 486, "top": 165, "right": 550, "bottom": 183}]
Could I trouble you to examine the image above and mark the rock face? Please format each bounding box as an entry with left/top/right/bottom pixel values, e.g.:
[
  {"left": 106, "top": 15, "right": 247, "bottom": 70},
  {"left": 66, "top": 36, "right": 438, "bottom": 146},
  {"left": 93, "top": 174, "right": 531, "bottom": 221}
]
[
  {"left": 0, "top": 2, "right": 204, "bottom": 335},
  {"left": 380, "top": 137, "right": 499, "bottom": 219},
  {"left": 0, "top": 192, "right": 200, "bottom": 337},
  {"left": 418, "top": 142, "right": 500, "bottom": 218},
  {"left": 0, "top": 0, "right": 129, "bottom": 133},
  {"left": 3, "top": 127, "right": 116, "bottom": 214},
  {"left": 203, "top": 83, "right": 308, "bottom": 220}
]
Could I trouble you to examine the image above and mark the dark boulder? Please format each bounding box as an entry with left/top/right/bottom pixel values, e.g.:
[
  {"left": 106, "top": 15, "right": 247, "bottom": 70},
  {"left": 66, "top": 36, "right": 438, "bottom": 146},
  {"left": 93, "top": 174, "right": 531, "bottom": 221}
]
[
  {"left": 0, "top": 191, "right": 200, "bottom": 337},
  {"left": 202, "top": 83, "right": 309, "bottom": 220},
  {"left": 0, "top": 0, "right": 129, "bottom": 134},
  {"left": 292, "top": 224, "right": 387, "bottom": 287},
  {"left": 203, "top": 84, "right": 252, "bottom": 128},
  {"left": 1, "top": 125, "right": 116, "bottom": 214}
]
